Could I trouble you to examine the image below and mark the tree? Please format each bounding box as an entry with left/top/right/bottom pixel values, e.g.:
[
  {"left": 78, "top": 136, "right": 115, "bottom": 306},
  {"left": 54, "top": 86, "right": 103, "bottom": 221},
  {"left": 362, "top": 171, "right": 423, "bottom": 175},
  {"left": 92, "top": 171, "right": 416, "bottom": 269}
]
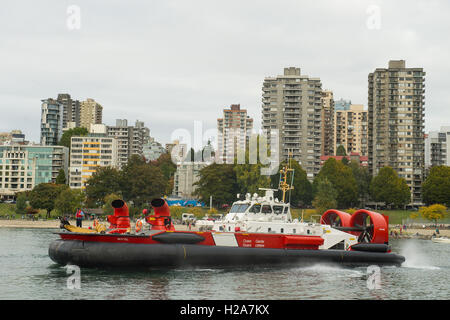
[
  {"left": 194, "top": 163, "right": 238, "bottom": 207},
  {"left": 85, "top": 167, "right": 122, "bottom": 207},
  {"left": 422, "top": 166, "right": 450, "bottom": 206},
  {"left": 152, "top": 153, "right": 177, "bottom": 195},
  {"left": 188, "top": 206, "right": 203, "bottom": 218},
  {"left": 419, "top": 204, "right": 448, "bottom": 226},
  {"left": 349, "top": 161, "right": 372, "bottom": 207},
  {"left": 54, "top": 189, "right": 85, "bottom": 216},
  {"left": 234, "top": 155, "right": 271, "bottom": 196},
  {"left": 370, "top": 167, "right": 410, "bottom": 208},
  {"left": 270, "top": 159, "right": 313, "bottom": 206},
  {"left": 312, "top": 178, "right": 338, "bottom": 215},
  {"left": 121, "top": 155, "right": 168, "bottom": 207},
  {"left": 55, "top": 169, "right": 66, "bottom": 185},
  {"left": 313, "top": 158, "right": 358, "bottom": 208},
  {"left": 169, "top": 206, "right": 184, "bottom": 219},
  {"left": 152, "top": 153, "right": 177, "bottom": 181},
  {"left": 28, "top": 183, "right": 68, "bottom": 218},
  {"left": 15, "top": 193, "right": 28, "bottom": 215},
  {"left": 336, "top": 145, "right": 347, "bottom": 156},
  {"left": 58, "top": 127, "right": 88, "bottom": 149}
]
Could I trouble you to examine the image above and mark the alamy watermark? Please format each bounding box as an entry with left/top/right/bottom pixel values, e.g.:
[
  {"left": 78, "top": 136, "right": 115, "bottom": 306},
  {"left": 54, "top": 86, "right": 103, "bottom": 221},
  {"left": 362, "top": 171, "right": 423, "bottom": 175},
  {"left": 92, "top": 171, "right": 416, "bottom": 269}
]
[
  {"left": 366, "top": 265, "right": 381, "bottom": 290},
  {"left": 67, "top": 5, "right": 81, "bottom": 30},
  {"left": 169, "top": 121, "right": 280, "bottom": 175},
  {"left": 366, "top": 5, "right": 381, "bottom": 30},
  {"left": 66, "top": 265, "right": 81, "bottom": 289}
]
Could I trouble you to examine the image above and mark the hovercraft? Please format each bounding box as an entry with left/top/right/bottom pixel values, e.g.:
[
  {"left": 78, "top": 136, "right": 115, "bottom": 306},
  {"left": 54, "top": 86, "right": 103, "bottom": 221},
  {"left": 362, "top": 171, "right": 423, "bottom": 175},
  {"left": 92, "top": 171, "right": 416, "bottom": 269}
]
[{"left": 49, "top": 194, "right": 405, "bottom": 268}]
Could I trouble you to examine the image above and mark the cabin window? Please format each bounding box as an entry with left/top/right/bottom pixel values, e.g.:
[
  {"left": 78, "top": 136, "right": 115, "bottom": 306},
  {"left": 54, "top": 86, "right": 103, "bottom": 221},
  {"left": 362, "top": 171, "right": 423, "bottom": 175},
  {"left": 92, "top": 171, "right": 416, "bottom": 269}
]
[
  {"left": 249, "top": 204, "right": 261, "bottom": 214},
  {"left": 261, "top": 205, "right": 272, "bottom": 214},
  {"left": 268, "top": 228, "right": 271, "bottom": 232},
  {"left": 230, "top": 204, "right": 250, "bottom": 213},
  {"left": 283, "top": 207, "right": 289, "bottom": 213},
  {"left": 293, "top": 229, "right": 296, "bottom": 234},
  {"left": 280, "top": 228, "right": 284, "bottom": 233},
  {"left": 273, "top": 206, "right": 284, "bottom": 214},
  {"left": 228, "top": 226, "right": 231, "bottom": 231}
]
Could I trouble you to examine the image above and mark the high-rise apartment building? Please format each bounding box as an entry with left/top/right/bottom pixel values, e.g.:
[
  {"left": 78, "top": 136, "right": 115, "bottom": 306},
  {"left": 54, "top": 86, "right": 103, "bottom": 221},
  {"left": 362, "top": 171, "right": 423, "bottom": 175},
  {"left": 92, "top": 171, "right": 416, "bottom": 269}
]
[
  {"left": 334, "top": 98, "right": 352, "bottom": 111},
  {"left": 262, "top": 67, "right": 323, "bottom": 179},
  {"left": 80, "top": 98, "right": 103, "bottom": 130},
  {"left": 425, "top": 126, "right": 450, "bottom": 168},
  {"left": 106, "top": 119, "right": 151, "bottom": 168},
  {"left": 0, "top": 130, "right": 26, "bottom": 145},
  {"left": 217, "top": 104, "right": 253, "bottom": 163},
  {"left": 68, "top": 134, "right": 118, "bottom": 189},
  {"left": 143, "top": 139, "right": 166, "bottom": 162},
  {"left": 41, "top": 98, "right": 63, "bottom": 146},
  {"left": 57, "top": 93, "right": 81, "bottom": 130},
  {"left": 0, "top": 144, "right": 68, "bottom": 198},
  {"left": 321, "top": 90, "right": 334, "bottom": 156},
  {"left": 334, "top": 104, "right": 368, "bottom": 156},
  {"left": 368, "top": 60, "right": 426, "bottom": 204}
]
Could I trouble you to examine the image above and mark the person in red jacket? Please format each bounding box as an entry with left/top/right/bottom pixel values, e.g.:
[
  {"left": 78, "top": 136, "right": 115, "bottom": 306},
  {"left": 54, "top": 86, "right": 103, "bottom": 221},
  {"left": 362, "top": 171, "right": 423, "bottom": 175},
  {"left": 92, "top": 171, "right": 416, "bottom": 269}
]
[{"left": 75, "top": 208, "right": 84, "bottom": 227}]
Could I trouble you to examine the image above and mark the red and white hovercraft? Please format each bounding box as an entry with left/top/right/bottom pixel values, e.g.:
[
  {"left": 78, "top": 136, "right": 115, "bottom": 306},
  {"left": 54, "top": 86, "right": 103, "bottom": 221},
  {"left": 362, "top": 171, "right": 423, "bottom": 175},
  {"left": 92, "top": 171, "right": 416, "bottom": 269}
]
[{"left": 49, "top": 162, "right": 405, "bottom": 268}]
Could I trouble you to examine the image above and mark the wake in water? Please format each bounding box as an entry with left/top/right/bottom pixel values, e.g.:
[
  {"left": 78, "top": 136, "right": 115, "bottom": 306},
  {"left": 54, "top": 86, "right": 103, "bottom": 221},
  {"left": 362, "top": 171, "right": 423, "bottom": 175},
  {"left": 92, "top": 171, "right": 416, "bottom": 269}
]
[
  {"left": 291, "top": 264, "right": 366, "bottom": 278},
  {"left": 399, "top": 240, "right": 440, "bottom": 270}
]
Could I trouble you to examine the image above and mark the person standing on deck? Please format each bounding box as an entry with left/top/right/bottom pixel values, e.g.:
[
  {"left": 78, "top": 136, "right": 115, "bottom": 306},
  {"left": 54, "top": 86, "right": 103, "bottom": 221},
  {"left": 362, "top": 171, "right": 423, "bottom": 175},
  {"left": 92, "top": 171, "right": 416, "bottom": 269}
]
[{"left": 75, "top": 208, "right": 84, "bottom": 227}]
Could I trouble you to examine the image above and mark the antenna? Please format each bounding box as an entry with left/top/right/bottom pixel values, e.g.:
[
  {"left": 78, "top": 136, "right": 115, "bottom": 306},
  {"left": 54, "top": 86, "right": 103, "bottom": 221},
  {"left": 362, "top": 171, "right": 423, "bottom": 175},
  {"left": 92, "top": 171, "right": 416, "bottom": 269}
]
[{"left": 278, "top": 150, "right": 295, "bottom": 203}]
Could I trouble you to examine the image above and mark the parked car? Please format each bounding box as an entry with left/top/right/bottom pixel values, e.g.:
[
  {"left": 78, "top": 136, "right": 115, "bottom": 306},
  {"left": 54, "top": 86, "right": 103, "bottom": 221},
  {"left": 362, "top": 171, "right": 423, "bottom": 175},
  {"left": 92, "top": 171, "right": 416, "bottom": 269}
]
[{"left": 181, "top": 213, "right": 196, "bottom": 225}]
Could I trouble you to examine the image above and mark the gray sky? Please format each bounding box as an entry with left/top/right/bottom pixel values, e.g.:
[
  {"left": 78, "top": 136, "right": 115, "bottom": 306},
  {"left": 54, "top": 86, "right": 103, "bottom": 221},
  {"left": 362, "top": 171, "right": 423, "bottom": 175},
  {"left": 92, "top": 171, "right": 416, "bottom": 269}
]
[{"left": 1, "top": 0, "right": 449, "bottom": 145}]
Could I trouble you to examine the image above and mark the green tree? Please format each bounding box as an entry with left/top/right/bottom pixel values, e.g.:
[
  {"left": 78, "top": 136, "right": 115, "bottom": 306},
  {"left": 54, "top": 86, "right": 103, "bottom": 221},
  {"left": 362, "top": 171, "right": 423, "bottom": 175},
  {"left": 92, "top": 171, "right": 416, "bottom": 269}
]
[
  {"left": 169, "top": 206, "right": 184, "bottom": 219},
  {"left": 55, "top": 189, "right": 85, "bottom": 216},
  {"left": 121, "top": 155, "right": 167, "bottom": 207},
  {"left": 349, "top": 161, "right": 372, "bottom": 207},
  {"left": 312, "top": 178, "right": 338, "bottom": 215},
  {"left": 419, "top": 204, "right": 448, "bottom": 226},
  {"left": 234, "top": 149, "right": 271, "bottom": 196},
  {"left": 15, "top": 193, "right": 28, "bottom": 215},
  {"left": 313, "top": 158, "right": 358, "bottom": 208},
  {"left": 152, "top": 153, "right": 177, "bottom": 181},
  {"left": 336, "top": 145, "right": 347, "bottom": 156},
  {"left": 422, "top": 166, "right": 450, "bottom": 206},
  {"left": 28, "top": 183, "right": 68, "bottom": 218},
  {"left": 194, "top": 163, "right": 238, "bottom": 207},
  {"left": 58, "top": 127, "right": 88, "bottom": 149},
  {"left": 152, "top": 153, "right": 177, "bottom": 195},
  {"left": 55, "top": 169, "right": 66, "bottom": 185},
  {"left": 370, "top": 167, "right": 410, "bottom": 208},
  {"left": 85, "top": 167, "right": 123, "bottom": 207}
]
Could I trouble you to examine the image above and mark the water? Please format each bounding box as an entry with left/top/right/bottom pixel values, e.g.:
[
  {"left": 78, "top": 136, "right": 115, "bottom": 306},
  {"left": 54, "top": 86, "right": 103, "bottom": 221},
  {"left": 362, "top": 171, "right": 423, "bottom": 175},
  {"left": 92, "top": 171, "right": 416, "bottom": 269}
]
[{"left": 0, "top": 228, "right": 449, "bottom": 300}]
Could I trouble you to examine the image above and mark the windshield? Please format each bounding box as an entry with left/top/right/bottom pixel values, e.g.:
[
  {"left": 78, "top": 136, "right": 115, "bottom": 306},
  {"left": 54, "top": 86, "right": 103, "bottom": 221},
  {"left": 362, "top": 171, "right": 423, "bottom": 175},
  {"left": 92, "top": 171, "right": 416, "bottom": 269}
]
[{"left": 229, "top": 204, "right": 250, "bottom": 213}]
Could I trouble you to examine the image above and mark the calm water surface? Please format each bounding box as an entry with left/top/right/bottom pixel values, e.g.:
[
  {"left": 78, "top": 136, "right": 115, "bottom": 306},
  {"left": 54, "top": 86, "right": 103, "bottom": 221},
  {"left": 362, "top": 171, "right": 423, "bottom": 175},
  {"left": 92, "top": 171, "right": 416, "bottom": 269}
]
[{"left": 0, "top": 228, "right": 449, "bottom": 300}]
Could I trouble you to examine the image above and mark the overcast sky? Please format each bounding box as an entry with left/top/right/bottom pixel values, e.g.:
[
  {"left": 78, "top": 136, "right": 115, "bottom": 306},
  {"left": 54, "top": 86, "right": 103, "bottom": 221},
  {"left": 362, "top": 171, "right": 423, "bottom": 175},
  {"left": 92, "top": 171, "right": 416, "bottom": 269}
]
[{"left": 1, "top": 0, "right": 449, "bottom": 146}]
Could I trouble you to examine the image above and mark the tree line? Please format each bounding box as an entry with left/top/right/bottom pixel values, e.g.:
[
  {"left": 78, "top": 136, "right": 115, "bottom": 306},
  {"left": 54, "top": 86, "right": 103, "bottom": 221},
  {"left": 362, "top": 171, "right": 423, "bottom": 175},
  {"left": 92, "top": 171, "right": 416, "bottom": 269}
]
[{"left": 14, "top": 147, "right": 450, "bottom": 219}]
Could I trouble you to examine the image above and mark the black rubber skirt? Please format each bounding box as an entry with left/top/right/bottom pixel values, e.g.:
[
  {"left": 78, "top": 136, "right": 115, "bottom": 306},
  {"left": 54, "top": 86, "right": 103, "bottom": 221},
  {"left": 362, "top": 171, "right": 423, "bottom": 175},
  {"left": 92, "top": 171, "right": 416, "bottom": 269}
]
[{"left": 48, "top": 239, "right": 405, "bottom": 268}]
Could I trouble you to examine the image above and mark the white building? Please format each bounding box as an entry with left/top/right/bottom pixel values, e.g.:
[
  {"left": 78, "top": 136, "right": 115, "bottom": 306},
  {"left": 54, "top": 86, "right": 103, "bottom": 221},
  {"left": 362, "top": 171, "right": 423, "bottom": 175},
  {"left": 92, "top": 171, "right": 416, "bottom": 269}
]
[
  {"left": 425, "top": 126, "right": 450, "bottom": 168},
  {"left": 173, "top": 162, "right": 209, "bottom": 199}
]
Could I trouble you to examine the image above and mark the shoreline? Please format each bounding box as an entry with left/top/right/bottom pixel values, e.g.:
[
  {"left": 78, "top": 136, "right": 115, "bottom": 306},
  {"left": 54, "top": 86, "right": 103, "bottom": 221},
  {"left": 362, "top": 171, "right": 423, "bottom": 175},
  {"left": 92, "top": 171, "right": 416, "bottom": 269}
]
[{"left": 1, "top": 219, "right": 449, "bottom": 238}]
